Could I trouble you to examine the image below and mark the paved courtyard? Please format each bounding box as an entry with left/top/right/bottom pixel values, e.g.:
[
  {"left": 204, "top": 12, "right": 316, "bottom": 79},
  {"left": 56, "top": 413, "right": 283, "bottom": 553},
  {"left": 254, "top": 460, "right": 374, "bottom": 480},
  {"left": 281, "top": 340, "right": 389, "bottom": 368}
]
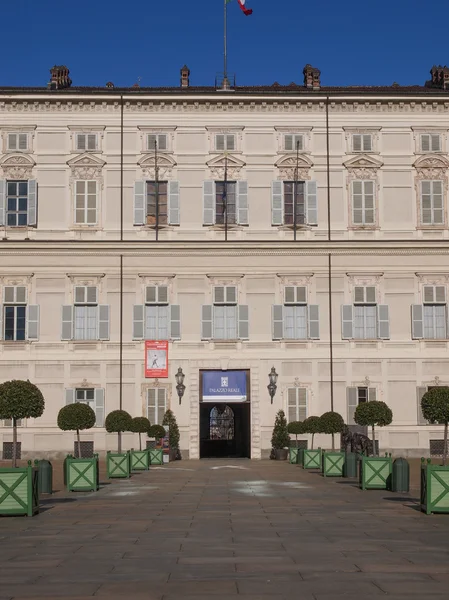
[{"left": 1, "top": 459, "right": 449, "bottom": 599}]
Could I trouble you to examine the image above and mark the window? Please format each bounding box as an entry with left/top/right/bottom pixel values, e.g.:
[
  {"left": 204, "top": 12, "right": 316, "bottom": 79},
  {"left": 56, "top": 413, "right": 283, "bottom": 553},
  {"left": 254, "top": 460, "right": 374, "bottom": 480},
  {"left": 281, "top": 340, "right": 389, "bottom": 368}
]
[
  {"left": 420, "top": 181, "right": 444, "bottom": 225},
  {"left": 210, "top": 405, "right": 234, "bottom": 440},
  {"left": 342, "top": 286, "right": 389, "bottom": 340},
  {"left": 1, "top": 285, "right": 39, "bottom": 342},
  {"left": 65, "top": 388, "right": 105, "bottom": 427},
  {"left": 202, "top": 181, "right": 247, "bottom": 226},
  {"left": 284, "top": 134, "right": 303, "bottom": 152},
  {"left": 75, "top": 180, "right": 97, "bottom": 225},
  {"left": 61, "top": 286, "right": 110, "bottom": 341},
  {"left": 215, "top": 134, "right": 235, "bottom": 151},
  {"left": 420, "top": 133, "right": 441, "bottom": 153},
  {"left": 201, "top": 285, "right": 249, "bottom": 341},
  {"left": 287, "top": 388, "right": 307, "bottom": 422},
  {"left": 7, "top": 133, "right": 28, "bottom": 151},
  {"left": 351, "top": 180, "right": 375, "bottom": 225},
  {"left": 413, "top": 285, "right": 447, "bottom": 340},
  {"left": 133, "top": 180, "right": 179, "bottom": 226},
  {"left": 417, "top": 386, "right": 440, "bottom": 425},
  {"left": 347, "top": 386, "right": 377, "bottom": 425},
  {"left": 76, "top": 133, "right": 97, "bottom": 151},
  {"left": 352, "top": 134, "right": 372, "bottom": 152},
  {"left": 271, "top": 180, "right": 317, "bottom": 226},
  {"left": 147, "top": 388, "right": 167, "bottom": 424},
  {"left": 272, "top": 286, "right": 319, "bottom": 340},
  {"left": 133, "top": 285, "right": 181, "bottom": 340},
  {"left": 3, "top": 419, "right": 23, "bottom": 427},
  {"left": 4, "top": 180, "right": 37, "bottom": 227},
  {"left": 147, "top": 134, "right": 168, "bottom": 151}
]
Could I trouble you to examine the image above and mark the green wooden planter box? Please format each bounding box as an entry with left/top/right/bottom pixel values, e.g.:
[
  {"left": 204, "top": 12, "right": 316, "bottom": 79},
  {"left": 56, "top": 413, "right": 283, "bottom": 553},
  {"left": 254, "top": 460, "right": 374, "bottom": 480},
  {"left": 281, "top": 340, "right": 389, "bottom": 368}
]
[
  {"left": 107, "top": 451, "right": 130, "bottom": 478},
  {"left": 323, "top": 451, "right": 345, "bottom": 477},
  {"left": 289, "top": 448, "right": 299, "bottom": 464},
  {"left": 421, "top": 460, "right": 449, "bottom": 515},
  {"left": 0, "top": 462, "right": 39, "bottom": 516},
  {"left": 303, "top": 449, "right": 322, "bottom": 470},
  {"left": 148, "top": 448, "right": 163, "bottom": 465},
  {"left": 360, "top": 455, "right": 392, "bottom": 490},
  {"left": 130, "top": 449, "right": 149, "bottom": 471},
  {"left": 297, "top": 448, "right": 305, "bottom": 467},
  {"left": 66, "top": 455, "right": 99, "bottom": 492}
]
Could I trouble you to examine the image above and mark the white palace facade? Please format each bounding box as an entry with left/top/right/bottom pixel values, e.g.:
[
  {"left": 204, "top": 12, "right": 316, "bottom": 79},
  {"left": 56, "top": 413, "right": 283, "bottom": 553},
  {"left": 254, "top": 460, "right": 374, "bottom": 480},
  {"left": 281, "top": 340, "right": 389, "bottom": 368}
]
[{"left": 1, "top": 63, "right": 449, "bottom": 459}]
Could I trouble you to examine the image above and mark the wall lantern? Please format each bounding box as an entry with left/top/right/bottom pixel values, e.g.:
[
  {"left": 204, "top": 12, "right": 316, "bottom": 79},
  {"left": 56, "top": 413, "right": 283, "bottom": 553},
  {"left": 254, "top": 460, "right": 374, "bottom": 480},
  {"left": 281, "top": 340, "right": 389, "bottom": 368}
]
[
  {"left": 267, "top": 366, "right": 278, "bottom": 404},
  {"left": 175, "top": 367, "right": 186, "bottom": 405}
]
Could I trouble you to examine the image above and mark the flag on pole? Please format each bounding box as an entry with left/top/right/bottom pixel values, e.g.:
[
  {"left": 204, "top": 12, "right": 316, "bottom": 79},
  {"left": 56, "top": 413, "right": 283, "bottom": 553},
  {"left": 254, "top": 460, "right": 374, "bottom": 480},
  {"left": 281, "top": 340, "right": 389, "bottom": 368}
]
[{"left": 226, "top": 0, "right": 253, "bottom": 16}]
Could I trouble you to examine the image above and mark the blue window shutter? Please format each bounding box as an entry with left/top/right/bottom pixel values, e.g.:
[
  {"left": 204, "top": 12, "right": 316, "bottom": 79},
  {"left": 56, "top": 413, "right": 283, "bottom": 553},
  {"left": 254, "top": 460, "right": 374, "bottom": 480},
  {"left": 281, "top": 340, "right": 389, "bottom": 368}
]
[
  {"left": 98, "top": 305, "right": 110, "bottom": 340},
  {"left": 237, "top": 180, "right": 248, "bottom": 225},
  {"left": 61, "top": 305, "right": 74, "bottom": 340},
  {"left": 170, "top": 305, "right": 181, "bottom": 340},
  {"left": 201, "top": 305, "right": 213, "bottom": 339},
  {"left": 94, "top": 388, "right": 105, "bottom": 427},
  {"left": 342, "top": 305, "right": 353, "bottom": 339},
  {"left": 134, "top": 181, "right": 146, "bottom": 225},
  {"left": 168, "top": 180, "right": 180, "bottom": 225},
  {"left": 272, "top": 305, "right": 284, "bottom": 340},
  {"left": 238, "top": 305, "right": 249, "bottom": 340},
  {"left": 308, "top": 304, "right": 319, "bottom": 339},
  {"left": 271, "top": 181, "right": 283, "bottom": 225},
  {"left": 203, "top": 181, "right": 215, "bottom": 225},
  {"left": 305, "top": 180, "right": 317, "bottom": 225},
  {"left": 27, "top": 180, "right": 37, "bottom": 226},
  {"left": 26, "top": 305, "right": 40, "bottom": 340},
  {"left": 377, "top": 305, "right": 390, "bottom": 339},
  {"left": 411, "top": 305, "right": 424, "bottom": 339},
  {"left": 133, "top": 305, "right": 145, "bottom": 340}
]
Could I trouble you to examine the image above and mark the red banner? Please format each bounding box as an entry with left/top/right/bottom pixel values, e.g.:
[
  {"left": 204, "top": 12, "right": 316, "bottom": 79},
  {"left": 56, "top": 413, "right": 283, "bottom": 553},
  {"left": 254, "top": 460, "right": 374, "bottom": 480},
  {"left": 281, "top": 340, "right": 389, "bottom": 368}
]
[{"left": 145, "top": 340, "right": 168, "bottom": 378}]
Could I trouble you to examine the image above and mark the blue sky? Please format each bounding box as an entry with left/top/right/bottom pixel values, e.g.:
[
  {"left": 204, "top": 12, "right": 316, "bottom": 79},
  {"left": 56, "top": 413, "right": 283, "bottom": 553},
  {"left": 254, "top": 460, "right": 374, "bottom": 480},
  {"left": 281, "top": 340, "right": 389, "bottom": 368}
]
[{"left": 3, "top": 0, "right": 447, "bottom": 88}]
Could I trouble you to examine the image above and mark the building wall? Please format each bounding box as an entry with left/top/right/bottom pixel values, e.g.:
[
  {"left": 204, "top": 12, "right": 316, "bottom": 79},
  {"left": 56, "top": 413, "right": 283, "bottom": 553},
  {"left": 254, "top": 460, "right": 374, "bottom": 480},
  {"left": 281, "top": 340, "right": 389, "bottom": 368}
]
[{"left": 1, "top": 90, "right": 449, "bottom": 457}]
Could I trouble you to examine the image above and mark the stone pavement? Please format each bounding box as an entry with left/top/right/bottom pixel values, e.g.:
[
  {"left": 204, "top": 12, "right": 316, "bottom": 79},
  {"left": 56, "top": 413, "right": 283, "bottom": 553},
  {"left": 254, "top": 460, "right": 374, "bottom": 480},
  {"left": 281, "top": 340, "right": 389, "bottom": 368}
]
[{"left": 1, "top": 459, "right": 449, "bottom": 599}]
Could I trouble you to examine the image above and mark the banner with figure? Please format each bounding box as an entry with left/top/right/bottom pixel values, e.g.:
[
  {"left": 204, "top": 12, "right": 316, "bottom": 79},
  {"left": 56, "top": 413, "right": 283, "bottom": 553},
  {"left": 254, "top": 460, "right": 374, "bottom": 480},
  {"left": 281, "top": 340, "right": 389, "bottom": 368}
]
[{"left": 145, "top": 340, "right": 168, "bottom": 378}]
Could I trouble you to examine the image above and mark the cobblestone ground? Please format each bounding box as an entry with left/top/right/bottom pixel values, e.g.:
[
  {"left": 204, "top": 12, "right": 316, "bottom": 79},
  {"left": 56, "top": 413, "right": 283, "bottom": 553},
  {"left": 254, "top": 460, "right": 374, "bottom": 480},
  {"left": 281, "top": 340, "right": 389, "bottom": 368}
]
[{"left": 1, "top": 459, "right": 449, "bottom": 599}]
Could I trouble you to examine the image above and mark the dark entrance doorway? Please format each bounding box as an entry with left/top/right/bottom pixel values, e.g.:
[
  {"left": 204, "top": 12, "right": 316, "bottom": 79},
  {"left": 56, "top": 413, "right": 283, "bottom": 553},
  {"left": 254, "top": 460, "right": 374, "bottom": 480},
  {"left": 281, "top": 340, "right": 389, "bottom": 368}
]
[{"left": 200, "top": 402, "right": 250, "bottom": 458}]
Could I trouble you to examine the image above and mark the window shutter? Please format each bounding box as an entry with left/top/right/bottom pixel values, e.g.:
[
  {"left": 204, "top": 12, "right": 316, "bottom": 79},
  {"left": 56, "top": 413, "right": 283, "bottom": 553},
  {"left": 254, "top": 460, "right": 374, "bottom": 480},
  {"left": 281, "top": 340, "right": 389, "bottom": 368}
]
[
  {"left": 0, "top": 179, "right": 5, "bottom": 226},
  {"left": 287, "top": 388, "right": 297, "bottom": 422},
  {"left": 147, "top": 389, "right": 156, "bottom": 423},
  {"left": 352, "top": 134, "right": 362, "bottom": 152},
  {"left": 8, "top": 133, "right": 17, "bottom": 150},
  {"left": 201, "top": 305, "right": 213, "bottom": 339},
  {"left": 214, "top": 286, "right": 225, "bottom": 304},
  {"left": 61, "top": 305, "right": 74, "bottom": 340},
  {"left": 215, "top": 134, "right": 225, "bottom": 151},
  {"left": 368, "top": 388, "right": 377, "bottom": 402},
  {"left": 65, "top": 389, "right": 75, "bottom": 405},
  {"left": 134, "top": 181, "right": 146, "bottom": 225},
  {"left": 308, "top": 305, "right": 319, "bottom": 339},
  {"left": 132, "top": 305, "right": 145, "bottom": 340},
  {"left": 238, "top": 305, "right": 249, "bottom": 340},
  {"left": 157, "top": 285, "right": 168, "bottom": 304},
  {"left": 157, "top": 389, "right": 166, "bottom": 425},
  {"left": 272, "top": 305, "right": 284, "bottom": 340},
  {"left": 347, "top": 387, "right": 358, "bottom": 425},
  {"left": 225, "top": 286, "right": 237, "bottom": 304},
  {"left": 271, "top": 181, "right": 284, "bottom": 225},
  {"left": 170, "top": 304, "right": 181, "bottom": 339},
  {"left": 87, "top": 134, "right": 97, "bottom": 151},
  {"left": 18, "top": 134, "right": 28, "bottom": 150},
  {"left": 365, "top": 286, "right": 376, "bottom": 303},
  {"left": 421, "top": 134, "right": 430, "bottom": 152},
  {"left": 284, "top": 134, "right": 293, "bottom": 151},
  {"left": 98, "top": 305, "right": 110, "bottom": 340},
  {"left": 417, "top": 386, "right": 428, "bottom": 425},
  {"left": 342, "top": 305, "right": 354, "bottom": 339},
  {"left": 305, "top": 180, "right": 317, "bottom": 224},
  {"left": 203, "top": 181, "right": 215, "bottom": 225},
  {"left": 94, "top": 388, "right": 105, "bottom": 427},
  {"left": 27, "top": 180, "right": 37, "bottom": 226},
  {"left": 431, "top": 134, "right": 441, "bottom": 152},
  {"left": 226, "top": 134, "right": 235, "bottom": 150},
  {"left": 77, "top": 134, "right": 86, "bottom": 151},
  {"left": 26, "top": 305, "right": 39, "bottom": 341},
  {"left": 298, "top": 388, "right": 307, "bottom": 421},
  {"left": 363, "top": 181, "right": 375, "bottom": 224},
  {"left": 168, "top": 180, "right": 180, "bottom": 225},
  {"left": 377, "top": 305, "right": 390, "bottom": 339},
  {"left": 411, "top": 304, "right": 424, "bottom": 339},
  {"left": 237, "top": 180, "right": 248, "bottom": 225},
  {"left": 362, "top": 134, "right": 372, "bottom": 152}
]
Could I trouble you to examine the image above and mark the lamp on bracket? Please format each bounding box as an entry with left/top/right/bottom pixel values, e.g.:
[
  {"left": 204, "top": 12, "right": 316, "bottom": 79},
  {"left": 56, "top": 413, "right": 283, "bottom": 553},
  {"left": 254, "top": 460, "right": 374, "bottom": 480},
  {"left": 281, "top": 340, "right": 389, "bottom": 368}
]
[
  {"left": 175, "top": 367, "right": 186, "bottom": 405},
  {"left": 267, "top": 366, "right": 278, "bottom": 404}
]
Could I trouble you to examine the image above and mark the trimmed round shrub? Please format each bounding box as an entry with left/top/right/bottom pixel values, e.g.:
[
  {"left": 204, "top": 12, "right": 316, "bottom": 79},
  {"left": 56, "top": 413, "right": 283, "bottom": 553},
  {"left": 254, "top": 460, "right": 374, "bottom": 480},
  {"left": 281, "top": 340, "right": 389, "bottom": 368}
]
[
  {"left": 421, "top": 387, "right": 449, "bottom": 465},
  {"left": 148, "top": 424, "right": 166, "bottom": 439},
  {"left": 105, "top": 410, "right": 133, "bottom": 452},
  {"left": 320, "top": 411, "right": 345, "bottom": 450},
  {"left": 130, "top": 417, "right": 151, "bottom": 450},
  {"left": 57, "top": 403, "right": 96, "bottom": 457},
  {"left": 354, "top": 401, "right": 393, "bottom": 456},
  {"left": 303, "top": 416, "right": 321, "bottom": 449}
]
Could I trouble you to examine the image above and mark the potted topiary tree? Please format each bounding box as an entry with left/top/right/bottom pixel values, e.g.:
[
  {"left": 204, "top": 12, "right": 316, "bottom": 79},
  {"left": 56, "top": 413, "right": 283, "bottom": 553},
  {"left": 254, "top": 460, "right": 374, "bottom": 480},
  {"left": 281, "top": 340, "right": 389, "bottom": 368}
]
[
  {"left": 302, "top": 416, "right": 323, "bottom": 469},
  {"left": 421, "top": 387, "right": 449, "bottom": 466},
  {"left": 0, "top": 380, "right": 44, "bottom": 516},
  {"left": 129, "top": 417, "right": 151, "bottom": 471},
  {"left": 147, "top": 424, "right": 167, "bottom": 465},
  {"left": 271, "top": 410, "right": 290, "bottom": 460},
  {"left": 303, "top": 415, "right": 321, "bottom": 450},
  {"left": 162, "top": 409, "right": 180, "bottom": 461},
  {"left": 105, "top": 410, "right": 133, "bottom": 478},
  {"left": 320, "top": 411, "right": 346, "bottom": 477},
  {"left": 354, "top": 400, "right": 393, "bottom": 457},
  {"left": 287, "top": 421, "right": 304, "bottom": 464},
  {"left": 57, "top": 403, "right": 99, "bottom": 492}
]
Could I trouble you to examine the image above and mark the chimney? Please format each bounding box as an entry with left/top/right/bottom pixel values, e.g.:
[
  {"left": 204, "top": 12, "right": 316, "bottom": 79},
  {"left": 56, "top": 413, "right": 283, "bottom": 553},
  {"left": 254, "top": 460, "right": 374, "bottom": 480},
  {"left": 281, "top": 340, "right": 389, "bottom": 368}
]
[
  {"left": 303, "top": 64, "right": 321, "bottom": 90},
  {"left": 48, "top": 65, "right": 72, "bottom": 90},
  {"left": 180, "top": 65, "right": 190, "bottom": 88},
  {"left": 428, "top": 65, "right": 449, "bottom": 89}
]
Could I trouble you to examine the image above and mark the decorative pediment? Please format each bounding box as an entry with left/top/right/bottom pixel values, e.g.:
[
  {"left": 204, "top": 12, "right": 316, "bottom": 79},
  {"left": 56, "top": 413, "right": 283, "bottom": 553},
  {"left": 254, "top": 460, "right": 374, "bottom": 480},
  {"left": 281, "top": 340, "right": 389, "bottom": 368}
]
[
  {"left": 275, "top": 154, "right": 312, "bottom": 180},
  {"left": 0, "top": 153, "right": 35, "bottom": 179},
  {"left": 343, "top": 154, "right": 383, "bottom": 180},
  {"left": 206, "top": 153, "right": 245, "bottom": 179},
  {"left": 413, "top": 154, "right": 449, "bottom": 181},
  {"left": 67, "top": 153, "right": 106, "bottom": 180},
  {"left": 138, "top": 153, "right": 176, "bottom": 179}
]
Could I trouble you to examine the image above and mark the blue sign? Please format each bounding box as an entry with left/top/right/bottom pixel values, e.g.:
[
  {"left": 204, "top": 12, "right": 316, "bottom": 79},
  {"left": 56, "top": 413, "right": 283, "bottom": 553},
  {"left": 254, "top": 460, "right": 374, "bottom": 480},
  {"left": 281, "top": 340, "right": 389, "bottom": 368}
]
[{"left": 202, "top": 371, "right": 247, "bottom": 402}]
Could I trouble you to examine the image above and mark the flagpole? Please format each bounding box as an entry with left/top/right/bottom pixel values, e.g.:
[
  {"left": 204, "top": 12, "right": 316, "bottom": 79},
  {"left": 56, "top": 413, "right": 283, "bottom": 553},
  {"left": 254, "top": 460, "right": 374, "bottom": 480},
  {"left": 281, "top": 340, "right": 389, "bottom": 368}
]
[{"left": 224, "top": 0, "right": 228, "bottom": 87}]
